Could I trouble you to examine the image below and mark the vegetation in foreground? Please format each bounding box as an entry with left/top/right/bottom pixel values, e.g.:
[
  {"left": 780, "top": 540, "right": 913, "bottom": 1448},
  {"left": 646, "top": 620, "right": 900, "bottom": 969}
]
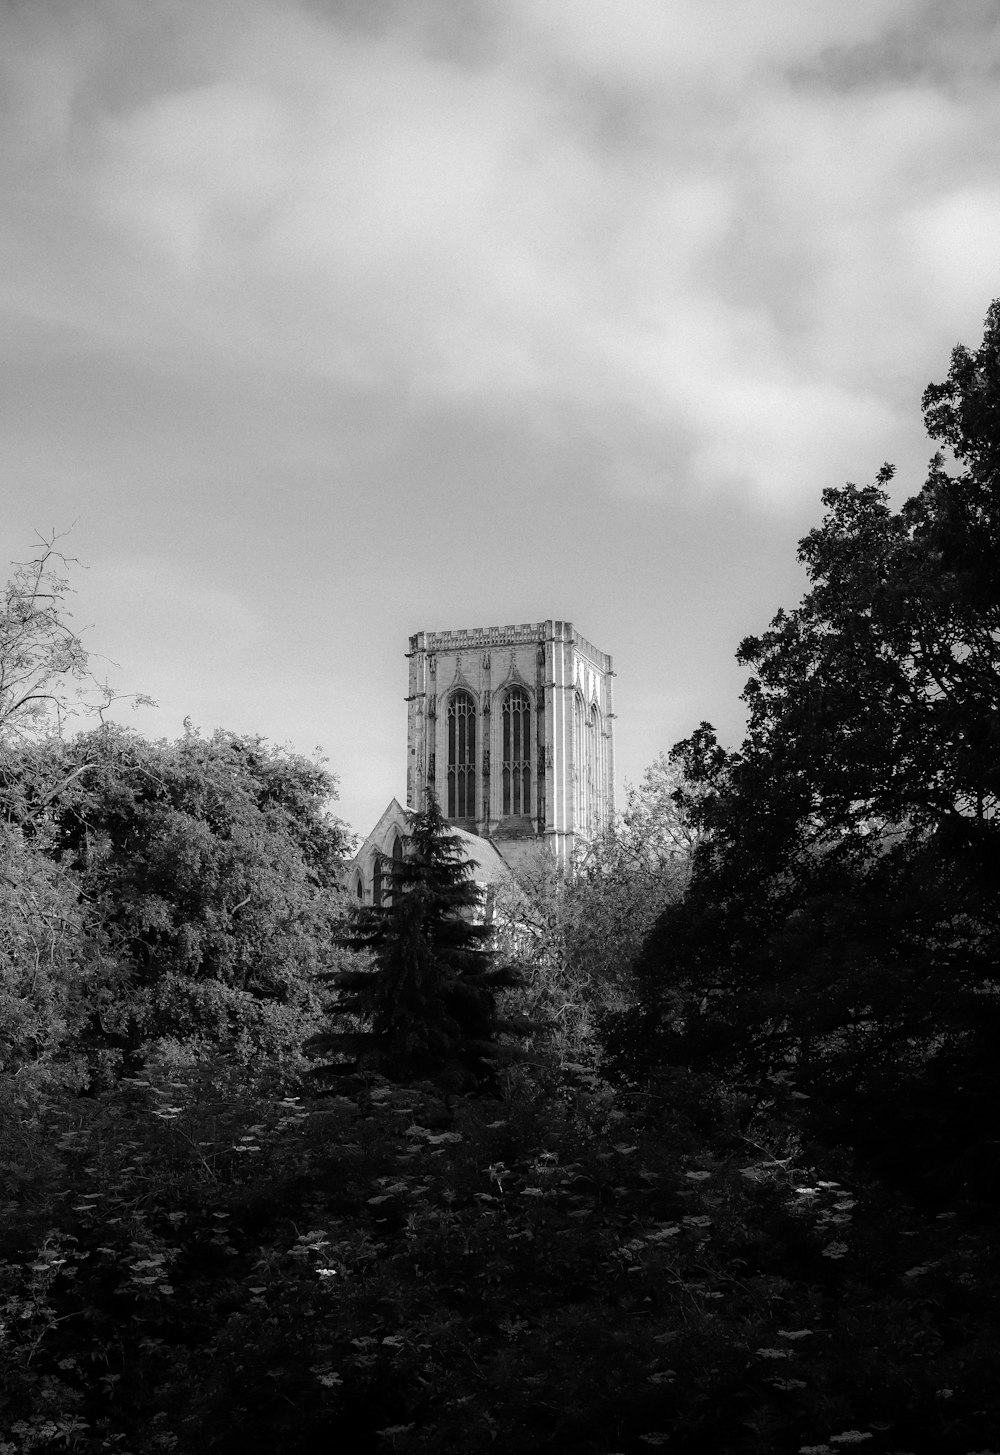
[{"left": 3, "top": 1059, "right": 997, "bottom": 1455}]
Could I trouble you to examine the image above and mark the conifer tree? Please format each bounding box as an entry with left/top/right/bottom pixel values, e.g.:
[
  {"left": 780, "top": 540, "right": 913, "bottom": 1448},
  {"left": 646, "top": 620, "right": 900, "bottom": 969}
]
[{"left": 309, "top": 794, "right": 529, "bottom": 1091}]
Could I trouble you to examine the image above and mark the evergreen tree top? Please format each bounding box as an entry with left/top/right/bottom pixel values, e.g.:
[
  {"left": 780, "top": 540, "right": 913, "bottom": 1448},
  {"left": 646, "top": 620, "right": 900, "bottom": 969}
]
[{"left": 390, "top": 794, "right": 483, "bottom": 908}]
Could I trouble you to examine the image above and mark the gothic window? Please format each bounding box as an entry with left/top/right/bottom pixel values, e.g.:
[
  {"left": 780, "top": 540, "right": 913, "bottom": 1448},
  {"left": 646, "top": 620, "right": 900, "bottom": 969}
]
[
  {"left": 372, "top": 856, "right": 383, "bottom": 908},
  {"left": 392, "top": 833, "right": 403, "bottom": 898},
  {"left": 574, "top": 692, "right": 589, "bottom": 833},
  {"left": 590, "top": 703, "right": 603, "bottom": 834},
  {"left": 447, "top": 692, "right": 477, "bottom": 819},
  {"left": 502, "top": 687, "right": 532, "bottom": 816}
]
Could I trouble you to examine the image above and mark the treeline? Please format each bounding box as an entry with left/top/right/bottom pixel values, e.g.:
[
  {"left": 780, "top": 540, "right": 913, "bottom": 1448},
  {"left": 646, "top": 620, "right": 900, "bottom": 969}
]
[{"left": 2, "top": 307, "right": 1000, "bottom": 1453}]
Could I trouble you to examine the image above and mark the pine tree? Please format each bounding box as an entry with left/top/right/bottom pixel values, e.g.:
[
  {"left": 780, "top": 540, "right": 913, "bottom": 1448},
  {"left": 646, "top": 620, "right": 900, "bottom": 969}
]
[{"left": 309, "top": 794, "right": 529, "bottom": 1092}]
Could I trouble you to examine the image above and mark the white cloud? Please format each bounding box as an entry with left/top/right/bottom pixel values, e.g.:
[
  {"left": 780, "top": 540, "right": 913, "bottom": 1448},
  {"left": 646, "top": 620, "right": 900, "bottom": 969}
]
[
  {"left": 5, "top": 0, "right": 992, "bottom": 518},
  {"left": 66, "top": 1, "right": 999, "bottom": 509},
  {"left": 5, "top": 0, "right": 1000, "bottom": 824}
]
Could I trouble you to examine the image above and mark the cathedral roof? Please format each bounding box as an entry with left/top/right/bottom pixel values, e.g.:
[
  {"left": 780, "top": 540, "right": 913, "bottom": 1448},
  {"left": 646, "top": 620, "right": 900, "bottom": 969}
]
[
  {"left": 446, "top": 827, "right": 512, "bottom": 885},
  {"left": 350, "top": 800, "right": 513, "bottom": 888}
]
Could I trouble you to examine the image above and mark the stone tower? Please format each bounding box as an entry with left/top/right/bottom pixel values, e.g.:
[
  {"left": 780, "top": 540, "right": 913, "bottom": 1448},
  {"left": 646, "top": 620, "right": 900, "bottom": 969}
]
[{"left": 406, "top": 620, "right": 615, "bottom": 867}]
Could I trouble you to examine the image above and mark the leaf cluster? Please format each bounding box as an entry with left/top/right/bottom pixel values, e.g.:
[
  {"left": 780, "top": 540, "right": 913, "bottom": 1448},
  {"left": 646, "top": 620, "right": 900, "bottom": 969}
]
[{"left": 2, "top": 724, "right": 353, "bottom": 1086}]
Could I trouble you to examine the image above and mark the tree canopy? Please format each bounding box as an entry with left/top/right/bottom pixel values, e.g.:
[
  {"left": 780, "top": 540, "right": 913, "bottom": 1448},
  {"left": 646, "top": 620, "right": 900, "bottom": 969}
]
[
  {"left": 25, "top": 725, "right": 352, "bottom": 1078},
  {"left": 489, "top": 753, "right": 694, "bottom": 1074},
  {"left": 605, "top": 302, "right": 1000, "bottom": 1205},
  {"left": 1, "top": 542, "right": 353, "bottom": 1089}
]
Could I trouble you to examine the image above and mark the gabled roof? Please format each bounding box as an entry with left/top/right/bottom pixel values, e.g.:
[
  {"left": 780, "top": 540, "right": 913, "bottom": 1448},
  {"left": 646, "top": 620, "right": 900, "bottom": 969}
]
[
  {"left": 447, "top": 826, "right": 512, "bottom": 886},
  {"left": 353, "top": 798, "right": 408, "bottom": 858},
  {"left": 351, "top": 800, "right": 514, "bottom": 887}
]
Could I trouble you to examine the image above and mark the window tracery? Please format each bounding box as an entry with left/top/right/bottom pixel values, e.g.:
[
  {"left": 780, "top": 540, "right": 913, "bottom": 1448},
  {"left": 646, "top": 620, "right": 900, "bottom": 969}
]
[
  {"left": 502, "top": 687, "right": 532, "bottom": 816},
  {"left": 447, "top": 691, "right": 477, "bottom": 819},
  {"left": 590, "top": 702, "right": 604, "bottom": 834},
  {"left": 574, "top": 692, "right": 589, "bottom": 833}
]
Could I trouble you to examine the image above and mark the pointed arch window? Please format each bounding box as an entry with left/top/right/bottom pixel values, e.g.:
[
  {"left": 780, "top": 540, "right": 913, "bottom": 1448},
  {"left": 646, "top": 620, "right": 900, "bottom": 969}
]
[
  {"left": 389, "top": 833, "right": 404, "bottom": 902},
  {"left": 447, "top": 692, "right": 477, "bottom": 819},
  {"left": 591, "top": 703, "right": 603, "bottom": 832},
  {"left": 502, "top": 687, "right": 532, "bottom": 816},
  {"left": 574, "top": 692, "right": 589, "bottom": 832}
]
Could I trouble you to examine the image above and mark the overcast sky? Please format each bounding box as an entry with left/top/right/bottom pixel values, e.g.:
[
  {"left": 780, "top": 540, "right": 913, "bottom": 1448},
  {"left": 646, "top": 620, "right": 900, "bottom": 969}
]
[{"left": 3, "top": 0, "right": 999, "bottom": 837}]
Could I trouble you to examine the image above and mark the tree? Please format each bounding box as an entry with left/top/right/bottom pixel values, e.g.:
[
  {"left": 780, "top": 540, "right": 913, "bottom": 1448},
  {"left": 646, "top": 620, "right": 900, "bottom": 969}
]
[
  {"left": 1, "top": 536, "right": 125, "bottom": 1098},
  {"left": 605, "top": 303, "right": 1000, "bottom": 1202},
  {"left": 15, "top": 724, "right": 352, "bottom": 1078},
  {"left": 0, "top": 532, "right": 152, "bottom": 749},
  {"left": 492, "top": 755, "right": 694, "bottom": 1072},
  {"left": 569, "top": 752, "right": 700, "bottom": 991},
  {"left": 0, "top": 533, "right": 90, "bottom": 742},
  {"left": 309, "top": 795, "right": 529, "bottom": 1092},
  {"left": 0, "top": 536, "right": 354, "bottom": 1089},
  {"left": 0, "top": 818, "right": 103, "bottom": 1100}
]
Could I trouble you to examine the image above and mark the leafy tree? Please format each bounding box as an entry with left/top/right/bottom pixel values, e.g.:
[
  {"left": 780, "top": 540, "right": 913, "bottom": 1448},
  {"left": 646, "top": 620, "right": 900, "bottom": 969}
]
[
  {"left": 310, "top": 794, "right": 529, "bottom": 1092},
  {"left": 492, "top": 755, "right": 694, "bottom": 1072},
  {"left": 16, "top": 724, "right": 352, "bottom": 1078},
  {"left": 1, "top": 536, "right": 128, "bottom": 1100},
  {"left": 0, "top": 819, "right": 108, "bottom": 1101},
  {"left": 568, "top": 752, "right": 699, "bottom": 988},
  {"left": 606, "top": 303, "right": 1000, "bottom": 1202}
]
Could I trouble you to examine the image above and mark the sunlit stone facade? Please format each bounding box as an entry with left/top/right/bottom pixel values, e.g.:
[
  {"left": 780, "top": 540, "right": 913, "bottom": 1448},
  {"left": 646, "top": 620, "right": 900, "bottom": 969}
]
[{"left": 405, "top": 620, "right": 615, "bottom": 868}]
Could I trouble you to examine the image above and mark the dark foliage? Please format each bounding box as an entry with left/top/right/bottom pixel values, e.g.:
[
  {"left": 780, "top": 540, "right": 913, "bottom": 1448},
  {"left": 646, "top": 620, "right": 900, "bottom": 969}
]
[
  {"left": 604, "top": 302, "right": 1000, "bottom": 1209},
  {"left": 309, "top": 794, "right": 529, "bottom": 1092},
  {"left": 3, "top": 1065, "right": 998, "bottom": 1454}
]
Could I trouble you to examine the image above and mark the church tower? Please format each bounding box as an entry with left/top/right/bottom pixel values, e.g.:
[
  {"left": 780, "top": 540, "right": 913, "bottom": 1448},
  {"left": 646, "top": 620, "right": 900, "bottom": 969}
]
[{"left": 406, "top": 620, "right": 615, "bottom": 867}]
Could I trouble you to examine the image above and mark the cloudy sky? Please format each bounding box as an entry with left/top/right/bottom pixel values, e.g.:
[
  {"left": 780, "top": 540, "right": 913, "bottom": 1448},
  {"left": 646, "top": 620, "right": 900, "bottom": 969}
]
[{"left": 3, "top": 0, "right": 999, "bottom": 837}]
